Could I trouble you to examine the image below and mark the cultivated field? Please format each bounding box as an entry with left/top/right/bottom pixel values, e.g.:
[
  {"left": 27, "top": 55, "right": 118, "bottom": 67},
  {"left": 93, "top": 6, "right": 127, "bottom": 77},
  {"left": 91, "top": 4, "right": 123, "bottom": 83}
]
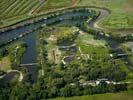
[
  {"left": 0, "top": 0, "right": 47, "bottom": 26},
  {"left": 0, "top": 0, "right": 77, "bottom": 27},
  {"left": 0, "top": 0, "right": 132, "bottom": 30}
]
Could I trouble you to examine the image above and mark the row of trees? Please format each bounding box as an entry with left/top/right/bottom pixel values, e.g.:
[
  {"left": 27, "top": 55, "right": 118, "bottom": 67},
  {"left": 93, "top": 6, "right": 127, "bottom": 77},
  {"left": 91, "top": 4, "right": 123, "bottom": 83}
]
[
  {"left": 114, "top": 34, "right": 133, "bottom": 43},
  {"left": 0, "top": 79, "right": 128, "bottom": 100}
]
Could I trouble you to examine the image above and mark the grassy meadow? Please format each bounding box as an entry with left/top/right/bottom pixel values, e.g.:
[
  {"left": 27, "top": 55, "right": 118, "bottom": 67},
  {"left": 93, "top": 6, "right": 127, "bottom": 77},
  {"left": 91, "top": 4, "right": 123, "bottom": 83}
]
[
  {"left": 77, "top": 0, "right": 133, "bottom": 29},
  {"left": 50, "top": 91, "right": 133, "bottom": 100},
  {"left": 0, "top": 56, "right": 11, "bottom": 72}
]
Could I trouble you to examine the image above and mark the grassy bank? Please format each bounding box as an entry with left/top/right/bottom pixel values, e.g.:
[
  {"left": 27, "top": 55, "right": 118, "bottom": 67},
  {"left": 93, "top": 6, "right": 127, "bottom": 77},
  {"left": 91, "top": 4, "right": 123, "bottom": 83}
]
[
  {"left": 0, "top": 56, "right": 11, "bottom": 72},
  {"left": 0, "top": 41, "right": 26, "bottom": 72}
]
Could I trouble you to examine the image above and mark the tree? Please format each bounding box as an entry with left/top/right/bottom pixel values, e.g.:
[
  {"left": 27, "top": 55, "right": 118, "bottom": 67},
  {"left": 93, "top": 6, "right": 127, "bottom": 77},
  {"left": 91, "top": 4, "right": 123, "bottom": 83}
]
[
  {"left": 0, "top": 48, "right": 8, "bottom": 58},
  {"left": 60, "top": 85, "right": 72, "bottom": 97},
  {"left": 48, "top": 86, "right": 59, "bottom": 98}
]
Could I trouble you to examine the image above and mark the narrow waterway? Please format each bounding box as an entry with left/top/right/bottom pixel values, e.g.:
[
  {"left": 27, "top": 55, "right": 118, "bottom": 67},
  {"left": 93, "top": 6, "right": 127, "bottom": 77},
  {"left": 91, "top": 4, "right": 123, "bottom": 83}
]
[{"left": 21, "top": 32, "right": 36, "bottom": 64}]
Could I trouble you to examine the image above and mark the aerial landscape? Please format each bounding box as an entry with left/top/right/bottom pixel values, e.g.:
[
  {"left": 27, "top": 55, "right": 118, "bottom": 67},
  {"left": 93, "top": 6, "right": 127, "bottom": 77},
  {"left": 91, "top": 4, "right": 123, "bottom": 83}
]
[{"left": 0, "top": 0, "right": 133, "bottom": 100}]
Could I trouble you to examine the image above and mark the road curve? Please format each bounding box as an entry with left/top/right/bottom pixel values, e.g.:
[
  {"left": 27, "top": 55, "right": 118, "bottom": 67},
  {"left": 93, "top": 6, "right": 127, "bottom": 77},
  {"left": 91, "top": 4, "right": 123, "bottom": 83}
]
[
  {"left": 0, "top": 70, "right": 23, "bottom": 83},
  {"left": 90, "top": 8, "right": 133, "bottom": 32}
]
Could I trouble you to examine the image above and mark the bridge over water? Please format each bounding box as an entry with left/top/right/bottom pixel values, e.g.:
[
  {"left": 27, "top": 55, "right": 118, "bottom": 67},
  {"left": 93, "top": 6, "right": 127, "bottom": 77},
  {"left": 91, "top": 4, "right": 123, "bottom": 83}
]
[{"left": 20, "top": 63, "right": 38, "bottom": 66}]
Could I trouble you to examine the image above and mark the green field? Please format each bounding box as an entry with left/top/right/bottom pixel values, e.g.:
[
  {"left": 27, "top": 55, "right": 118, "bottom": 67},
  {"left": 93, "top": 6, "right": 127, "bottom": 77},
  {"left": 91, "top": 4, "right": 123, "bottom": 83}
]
[
  {"left": 0, "top": 42, "right": 26, "bottom": 72},
  {"left": 0, "top": 56, "right": 11, "bottom": 72},
  {"left": 101, "top": 13, "right": 133, "bottom": 29},
  {"left": 35, "top": 0, "right": 73, "bottom": 13},
  {"left": 0, "top": 0, "right": 74, "bottom": 27},
  {"left": 77, "top": 0, "right": 133, "bottom": 29},
  {"left": 51, "top": 91, "right": 133, "bottom": 100}
]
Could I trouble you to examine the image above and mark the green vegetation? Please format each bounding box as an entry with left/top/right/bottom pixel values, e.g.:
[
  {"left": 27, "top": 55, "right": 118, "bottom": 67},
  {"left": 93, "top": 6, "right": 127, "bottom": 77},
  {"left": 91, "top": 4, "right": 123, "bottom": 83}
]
[
  {"left": 101, "top": 14, "right": 133, "bottom": 29},
  {"left": 76, "top": 32, "right": 109, "bottom": 59},
  {"left": 0, "top": 0, "right": 133, "bottom": 99},
  {"left": 8, "top": 42, "right": 26, "bottom": 69},
  {"left": 0, "top": 41, "right": 26, "bottom": 72},
  {"left": 120, "top": 43, "right": 133, "bottom": 81},
  {"left": 0, "top": 0, "right": 43, "bottom": 19},
  {"left": 0, "top": 0, "right": 132, "bottom": 30},
  {"left": 35, "top": 0, "right": 73, "bottom": 13},
  {"left": 32, "top": 26, "right": 130, "bottom": 99},
  {"left": 51, "top": 91, "right": 133, "bottom": 100},
  {"left": 0, "top": 56, "right": 11, "bottom": 72},
  {"left": 77, "top": 0, "right": 133, "bottom": 30},
  {"left": 0, "top": 0, "right": 75, "bottom": 27}
]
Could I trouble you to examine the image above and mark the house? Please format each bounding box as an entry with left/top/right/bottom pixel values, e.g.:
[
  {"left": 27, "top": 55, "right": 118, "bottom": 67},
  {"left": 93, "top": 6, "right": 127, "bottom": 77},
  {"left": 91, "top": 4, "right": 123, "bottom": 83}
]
[{"left": 96, "top": 78, "right": 110, "bottom": 85}]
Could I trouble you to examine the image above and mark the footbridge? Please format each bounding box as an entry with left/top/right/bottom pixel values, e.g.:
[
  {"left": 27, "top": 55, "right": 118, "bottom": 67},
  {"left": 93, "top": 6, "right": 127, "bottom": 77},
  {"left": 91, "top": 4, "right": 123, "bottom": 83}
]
[{"left": 20, "top": 63, "right": 38, "bottom": 66}]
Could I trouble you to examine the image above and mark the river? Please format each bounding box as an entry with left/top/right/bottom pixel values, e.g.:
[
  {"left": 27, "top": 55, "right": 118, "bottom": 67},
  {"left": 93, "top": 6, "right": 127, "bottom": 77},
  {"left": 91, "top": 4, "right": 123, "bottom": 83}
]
[{"left": 0, "top": 8, "right": 93, "bottom": 83}]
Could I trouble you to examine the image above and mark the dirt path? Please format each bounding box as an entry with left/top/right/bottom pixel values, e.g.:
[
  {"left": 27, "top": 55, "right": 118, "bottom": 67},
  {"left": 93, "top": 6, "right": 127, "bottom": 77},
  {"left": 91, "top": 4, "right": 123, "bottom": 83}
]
[
  {"left": 28, "top": 0, "right": 46, "bottom": 15},
  {"left": 71, "top": 0, "right": 80, "bottom": 6}
]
